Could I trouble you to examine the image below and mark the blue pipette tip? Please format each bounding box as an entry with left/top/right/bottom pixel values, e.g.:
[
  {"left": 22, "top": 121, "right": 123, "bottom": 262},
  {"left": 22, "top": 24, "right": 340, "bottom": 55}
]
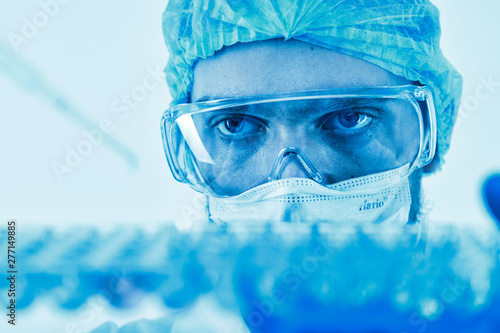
[{"left": 483, "top": 173, "right": 500, "bottom": 225}]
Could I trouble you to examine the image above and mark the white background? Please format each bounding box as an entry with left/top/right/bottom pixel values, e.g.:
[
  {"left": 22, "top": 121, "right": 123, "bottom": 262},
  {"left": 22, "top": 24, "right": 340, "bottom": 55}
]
[{"left": 0, "top": 0, "right": 499, "bottom": 228}]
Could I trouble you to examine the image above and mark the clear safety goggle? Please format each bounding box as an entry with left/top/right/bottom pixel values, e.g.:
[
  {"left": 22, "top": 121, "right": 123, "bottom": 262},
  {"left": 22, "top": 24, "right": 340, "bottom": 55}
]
[{"left": 161, "top": 86, "right": 436, "bottom": 197}]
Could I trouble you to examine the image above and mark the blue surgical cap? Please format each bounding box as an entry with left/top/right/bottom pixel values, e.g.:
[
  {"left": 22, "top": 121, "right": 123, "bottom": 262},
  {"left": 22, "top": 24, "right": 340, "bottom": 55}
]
[{"left": 162, "top": 0, "right": 463, "bottom": 169}]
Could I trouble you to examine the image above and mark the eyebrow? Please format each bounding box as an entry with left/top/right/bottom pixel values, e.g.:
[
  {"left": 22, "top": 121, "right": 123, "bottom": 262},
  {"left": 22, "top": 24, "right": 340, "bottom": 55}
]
[
  {"left": 194, "top": 94, "right": 239, "bottom": 103},
  {"left": 213, "top": 99, "right": 390, "bottom": 120},
  {"left": 194, "top": 95, "right": 366, "bottom": 104},
  {"left": 194, "top": 95, "right": 213, "bottom": 103},
  {"left": 194, "top": 95, "right": 399, "bottom": 114}
]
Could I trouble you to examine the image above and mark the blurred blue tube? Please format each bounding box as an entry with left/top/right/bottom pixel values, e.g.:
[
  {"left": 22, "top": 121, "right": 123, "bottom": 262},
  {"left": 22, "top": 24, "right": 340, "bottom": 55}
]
[{"left": 1, "top": 223, "right": 499, "bottom": 332}]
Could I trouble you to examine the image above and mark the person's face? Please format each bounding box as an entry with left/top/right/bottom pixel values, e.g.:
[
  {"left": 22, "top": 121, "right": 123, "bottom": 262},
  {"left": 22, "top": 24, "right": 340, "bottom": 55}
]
[{"left": 191, "top": 39, "right": 423, "bottom": 220}]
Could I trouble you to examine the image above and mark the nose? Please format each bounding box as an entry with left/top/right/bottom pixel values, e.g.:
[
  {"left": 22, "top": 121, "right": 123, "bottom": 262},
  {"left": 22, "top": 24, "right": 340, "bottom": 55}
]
[
  {"left": 279, "top": 156, "right": 311, "bottom": 179},
  {"left": 268, "top": 147, "right": 326, "bottom": 184}
]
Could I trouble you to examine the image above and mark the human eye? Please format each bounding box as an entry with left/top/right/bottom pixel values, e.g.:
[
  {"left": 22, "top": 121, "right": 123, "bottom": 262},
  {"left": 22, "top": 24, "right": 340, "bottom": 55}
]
[
  {"left": 320, "top": 109, "right": 374, "bottom": 133},
  {"left": 212, "top": 114, "right": 266, "bottom": 138}
]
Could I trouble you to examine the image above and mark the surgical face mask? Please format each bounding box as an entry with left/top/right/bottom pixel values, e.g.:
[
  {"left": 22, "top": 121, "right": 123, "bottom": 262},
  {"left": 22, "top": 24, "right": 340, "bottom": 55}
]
[{"left": 207, "top": 164, "right": 412, "bottom": 225}]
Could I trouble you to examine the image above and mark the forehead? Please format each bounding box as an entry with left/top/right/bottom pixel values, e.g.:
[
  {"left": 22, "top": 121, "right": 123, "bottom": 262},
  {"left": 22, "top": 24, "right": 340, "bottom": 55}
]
[{"left": 191, "top": 38, "right": 411, "bottom": 102}]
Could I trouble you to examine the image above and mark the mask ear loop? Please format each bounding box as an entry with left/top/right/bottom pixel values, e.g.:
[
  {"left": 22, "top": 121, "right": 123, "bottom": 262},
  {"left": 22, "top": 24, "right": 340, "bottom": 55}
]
[{"left": 267, "top": 147, "right": 326, "bottom": 184}]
